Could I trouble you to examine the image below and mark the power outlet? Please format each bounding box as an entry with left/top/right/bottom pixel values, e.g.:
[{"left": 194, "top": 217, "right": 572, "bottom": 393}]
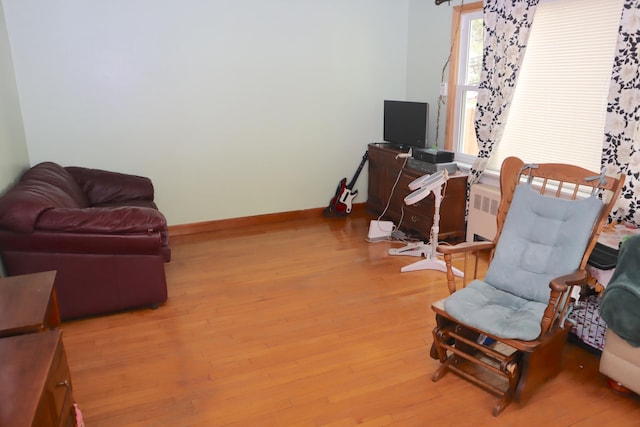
[{"left": 439, "top": 82, "right": 448, "bottom": 97}]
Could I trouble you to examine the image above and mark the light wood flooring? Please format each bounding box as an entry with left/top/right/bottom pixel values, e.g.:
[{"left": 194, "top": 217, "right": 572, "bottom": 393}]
[{"left": 61, "top": 211, "right": 640, "bottom": 426}]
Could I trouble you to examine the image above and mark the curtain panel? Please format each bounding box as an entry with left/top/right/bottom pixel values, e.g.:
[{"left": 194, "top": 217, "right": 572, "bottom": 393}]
[
  {"left": 469, "top": 0, "right": 539, "bottom": 185},
  {"left": 602, "top": 0, "right": 640, "bottom": 226}
]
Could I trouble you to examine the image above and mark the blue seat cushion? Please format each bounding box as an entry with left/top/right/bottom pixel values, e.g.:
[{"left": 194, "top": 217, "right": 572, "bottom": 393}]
[{"left": 444, "top": 280, "right": 548, "bottom": 340}]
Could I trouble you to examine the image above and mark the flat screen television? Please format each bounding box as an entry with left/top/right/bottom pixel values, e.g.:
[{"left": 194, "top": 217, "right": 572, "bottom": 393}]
[{"left": 383, "top": 100, "right": 428, "bottom": 150}]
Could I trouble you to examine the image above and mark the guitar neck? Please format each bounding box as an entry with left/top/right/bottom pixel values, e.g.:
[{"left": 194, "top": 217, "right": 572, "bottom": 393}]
[{"left": 346, "top": 153, "right": 369, "bottom": 190}]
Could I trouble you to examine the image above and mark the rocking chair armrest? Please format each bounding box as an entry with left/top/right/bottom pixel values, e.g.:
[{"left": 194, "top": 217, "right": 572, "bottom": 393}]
[
  {"left": 549, "top": 270, "right": 588, "bottom": 293},
  {"left": 541, "top": 269, "right": 587, "bottom": 337},
  {"left": 437, "top": 241, "right": 495, "bottom": 255}
]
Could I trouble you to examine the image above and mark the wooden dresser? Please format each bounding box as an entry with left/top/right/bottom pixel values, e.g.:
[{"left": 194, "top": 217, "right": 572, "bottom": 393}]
[
  {"left": 0, "top": 330, "right": 76, "bottom": 427},
  {"left": 0, "top": 271, "right": 77, "bottom": 427},
  {"left": 367, "top": 143, "right": 467, "bottom": 242}
]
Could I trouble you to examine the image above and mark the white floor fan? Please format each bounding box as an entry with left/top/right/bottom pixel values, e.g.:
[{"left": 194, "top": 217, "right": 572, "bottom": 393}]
[{"left": 388, "top": 170, "right": 463, "bottom": 276}]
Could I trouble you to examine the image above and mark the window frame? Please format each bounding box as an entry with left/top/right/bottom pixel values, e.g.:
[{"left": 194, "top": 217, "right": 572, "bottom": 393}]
[{"left": 444, "top": 1, "right": 483, "bottom": 164}]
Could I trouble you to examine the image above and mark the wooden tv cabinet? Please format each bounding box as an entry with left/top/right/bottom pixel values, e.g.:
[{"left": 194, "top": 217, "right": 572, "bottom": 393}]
[
  {"left": 0, "top": 330, "right": 77, "bottom": 427},
  {"left": 366, "top": 143, "right": 467, "bottom": 242}
]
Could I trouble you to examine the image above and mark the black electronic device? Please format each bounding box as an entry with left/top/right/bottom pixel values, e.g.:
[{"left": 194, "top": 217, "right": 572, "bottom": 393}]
[
  {"left": 383, "top": 100, "right": 428, "bottom": 150},
  {"left": 407, "top": 158, "right": 458, "bottom": 175},
  {"left": 412, "top": 148, "right": 454, "bottom": 164}
]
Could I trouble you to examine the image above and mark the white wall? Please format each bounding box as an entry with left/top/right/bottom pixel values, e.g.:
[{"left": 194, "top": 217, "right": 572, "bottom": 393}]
[
  {"left": 0, "top": 1, "right": 29, "bottom": 193},
  {"left": 2, "top": 0, "right": 411, "bottom": 225},
  {"left": 406, "top": 0, "right": 463, "bottom": 150}
]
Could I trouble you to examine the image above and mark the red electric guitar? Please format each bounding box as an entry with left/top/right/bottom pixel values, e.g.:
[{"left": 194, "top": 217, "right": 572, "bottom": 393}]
[{"left": 324, "top": 151, "right": 369, "bottom": 217}]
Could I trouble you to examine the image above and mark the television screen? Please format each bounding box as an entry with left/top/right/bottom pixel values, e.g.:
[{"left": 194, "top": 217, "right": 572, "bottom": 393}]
[{"left": 383, "top": 100, "right": 428, "bottom": 150}]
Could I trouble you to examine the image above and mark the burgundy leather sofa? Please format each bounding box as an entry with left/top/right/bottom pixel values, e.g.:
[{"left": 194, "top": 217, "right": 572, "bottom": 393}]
[{"left": 0, "top": 162, "right": 171, "bottom": 320}]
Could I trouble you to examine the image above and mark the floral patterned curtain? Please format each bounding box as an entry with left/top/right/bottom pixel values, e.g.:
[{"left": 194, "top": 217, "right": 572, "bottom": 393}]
[
  {"left": 602, "top": 0, "right": 640, "bottom": 226},
  {"left": 468, "top": 0, "right": 539, "bottom": 185}
]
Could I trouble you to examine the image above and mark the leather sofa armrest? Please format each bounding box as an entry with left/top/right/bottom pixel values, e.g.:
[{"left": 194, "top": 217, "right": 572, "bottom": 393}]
[
  {"left": 36, "top": 206, "right": 167, "bottom": 234},
  {"left": 65, "top": 166, "right": 155, "bottom": 205}
]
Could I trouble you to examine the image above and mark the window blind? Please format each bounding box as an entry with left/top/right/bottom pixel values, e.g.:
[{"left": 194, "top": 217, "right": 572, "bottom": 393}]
[{"left": 488, "top": 0, "right": 624, "bottom": 172}]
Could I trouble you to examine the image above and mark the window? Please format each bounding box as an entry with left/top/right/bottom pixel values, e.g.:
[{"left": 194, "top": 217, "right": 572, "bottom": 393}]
[
  {"left": 445, "top": 2, "right": 483, "bottom": 165},
  {"left": 446, "top": 0, "right": 624, "bottom": 173}
]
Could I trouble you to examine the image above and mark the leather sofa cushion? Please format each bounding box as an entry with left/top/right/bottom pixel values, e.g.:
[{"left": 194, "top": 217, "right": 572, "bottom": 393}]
[
  {"left": 66, "top": 166, "right": 155, "bottom": 205},
  {"left": 37, "top": 206, "right": 167, "bottom": 234},
  {"left": 0, "top": 162, "right": 90, "bottom": 233}
]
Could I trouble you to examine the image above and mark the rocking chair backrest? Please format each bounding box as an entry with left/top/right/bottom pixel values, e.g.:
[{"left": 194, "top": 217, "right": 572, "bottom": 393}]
[
  {"left": 485, "top": 183, "right": 603, "bottom": 303},
  {"left": 494, "top": 157, "right": 624, "bottom": 273}
]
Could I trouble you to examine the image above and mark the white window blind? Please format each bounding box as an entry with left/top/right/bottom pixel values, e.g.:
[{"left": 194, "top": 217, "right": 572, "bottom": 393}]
[{"left": 488, "top": 0, "right": 624, "bottom": 172}]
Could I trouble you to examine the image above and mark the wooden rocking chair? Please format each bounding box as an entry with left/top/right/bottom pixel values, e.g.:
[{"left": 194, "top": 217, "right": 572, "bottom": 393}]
[{"left": 430, "top": 156, "right": 624, "bottom": 416}]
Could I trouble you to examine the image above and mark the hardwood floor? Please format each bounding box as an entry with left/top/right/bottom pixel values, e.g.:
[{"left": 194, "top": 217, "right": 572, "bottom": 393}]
[{"left": 61, "top": 212, "right": 640, "bottom": 426}]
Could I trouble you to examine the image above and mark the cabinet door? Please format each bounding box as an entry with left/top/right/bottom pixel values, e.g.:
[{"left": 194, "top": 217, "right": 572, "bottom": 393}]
[
  {"left": 34, "top": 338, "right": 76, "bottom": 427},
  {"left": 367, "top": 144, "right": 408, "bottom": 216},
  {"left": 439, "top": 175, "right": 467, "bottom": 241},
  {"left": 388, "top": 170, "right": 418, "bottom": 221},
  {"left": 399, "top": 169, "right": 434, "bottom": 237},
  {"left": 401, "top": 174, "right": 467, "bottom": 241},
  {"left": 50, "top": 341, "right": 74, "bottom": 427},
  {"left": 367, "top": 145, "right": 387, "bottom": 212}
]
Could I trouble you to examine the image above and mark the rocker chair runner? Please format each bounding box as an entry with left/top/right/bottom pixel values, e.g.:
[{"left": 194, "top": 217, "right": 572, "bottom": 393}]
[{"left": 430, "top": 156, "right": 624, "bottom": 416}]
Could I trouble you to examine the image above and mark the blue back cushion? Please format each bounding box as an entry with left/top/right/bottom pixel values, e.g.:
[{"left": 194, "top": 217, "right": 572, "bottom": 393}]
[{"left": 484, "top": 184, "right": 602, "bottom": 304}]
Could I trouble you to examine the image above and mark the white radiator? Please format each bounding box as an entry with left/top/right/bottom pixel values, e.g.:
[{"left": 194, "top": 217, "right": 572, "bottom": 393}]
[{"left": 466, "top": 183, "right": 500, "bottom": 242}]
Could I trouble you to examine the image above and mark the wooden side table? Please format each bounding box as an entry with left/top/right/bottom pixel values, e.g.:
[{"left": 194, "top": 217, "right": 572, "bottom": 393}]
[
  {"left": 0, "top": 330, "right": 77, "bottom": 427},
  {"left": 0, "top": 270, "right": 60, "bottom": 338}
]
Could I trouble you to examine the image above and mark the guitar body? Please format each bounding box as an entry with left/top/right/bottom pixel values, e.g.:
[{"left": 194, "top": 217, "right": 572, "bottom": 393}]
[
  {"left": 335, "top": 188, "right": 358, "bottom": 214},
  {"left": 328, "top": 178, "right": 348, "bottom": 215},
  {"left": 324, "top": 152, "right": 368, "bottom": 217}
]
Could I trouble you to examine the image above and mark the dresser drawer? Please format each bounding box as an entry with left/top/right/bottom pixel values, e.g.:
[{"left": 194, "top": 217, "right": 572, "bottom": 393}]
[
  {"left": 32, "top": 333, "right": 76, "bottom": 427},
  {"left": 401, "top": 205, "right": 432, "bottom": 236}
]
